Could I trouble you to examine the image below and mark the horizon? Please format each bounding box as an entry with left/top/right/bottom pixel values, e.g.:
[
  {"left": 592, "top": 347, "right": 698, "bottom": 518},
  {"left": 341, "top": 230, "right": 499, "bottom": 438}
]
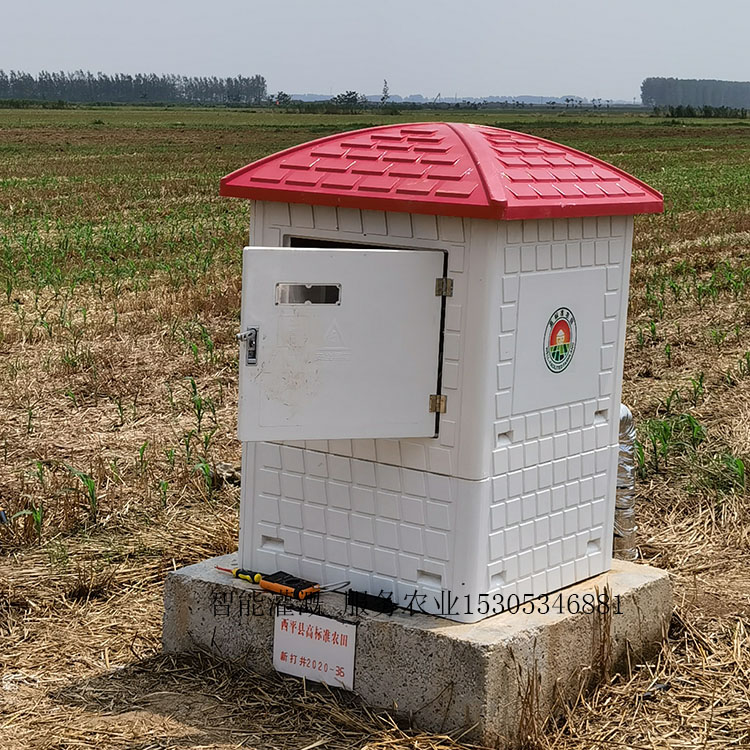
[
  {"left": 0, "top": 68, "right": 641, "bottom": 104},
  {"left": 5, "top": 68, "right": 750, "bottom": 106}
]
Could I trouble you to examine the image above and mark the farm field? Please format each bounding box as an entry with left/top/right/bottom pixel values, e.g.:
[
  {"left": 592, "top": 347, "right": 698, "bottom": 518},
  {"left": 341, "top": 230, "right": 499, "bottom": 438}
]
[{"left": 1, "top": 107, "right": 749, "bottom": 749}]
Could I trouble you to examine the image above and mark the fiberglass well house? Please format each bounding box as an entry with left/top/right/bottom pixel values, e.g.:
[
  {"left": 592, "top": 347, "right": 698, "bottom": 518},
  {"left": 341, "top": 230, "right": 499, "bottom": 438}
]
[{"left": 220, "top": 122, "right": 662, "bottom": 623}]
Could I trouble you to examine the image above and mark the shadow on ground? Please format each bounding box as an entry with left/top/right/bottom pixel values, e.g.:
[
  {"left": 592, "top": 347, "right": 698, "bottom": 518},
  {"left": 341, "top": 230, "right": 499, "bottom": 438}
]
[{"left": 46, "top": 652, "right": 449, "bottom": 750}]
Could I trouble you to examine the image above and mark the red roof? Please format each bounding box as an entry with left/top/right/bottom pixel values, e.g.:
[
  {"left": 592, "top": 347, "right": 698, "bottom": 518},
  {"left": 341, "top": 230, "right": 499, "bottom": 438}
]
[{"left": 220, "top": 123, "right": 663, "bottom": 220}]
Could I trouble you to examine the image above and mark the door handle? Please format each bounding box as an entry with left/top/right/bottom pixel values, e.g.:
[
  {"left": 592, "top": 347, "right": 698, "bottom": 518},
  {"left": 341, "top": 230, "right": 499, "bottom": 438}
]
[{"left": 237, "top": 327, "right": 258, "bottom": 365}]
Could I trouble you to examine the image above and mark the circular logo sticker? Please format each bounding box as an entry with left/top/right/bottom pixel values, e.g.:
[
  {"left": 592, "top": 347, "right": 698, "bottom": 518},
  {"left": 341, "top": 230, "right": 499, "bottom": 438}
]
[{"left": 543, "top": 308, "right": 576, "bottom": 373}]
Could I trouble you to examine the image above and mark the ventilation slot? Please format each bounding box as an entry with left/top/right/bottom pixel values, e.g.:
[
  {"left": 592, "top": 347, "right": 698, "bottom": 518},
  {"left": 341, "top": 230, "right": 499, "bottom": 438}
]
[
  {"left": 490, "top": 571, "right": 506, "bottom": 588},
  {"left": 261, "top": 536, "right": 285, "bottom": 553},
  {"left": 417, "top": 570, "right": 443, "bottom": 589},
  {"left": 586, "top": 538, "right": 601, "bottom": 554},
  {"left": 594, "top": 409, "right": 609, "bottom": 425},
  {"left": 496, "top": 430, "right": 512, "bottom": 447}
]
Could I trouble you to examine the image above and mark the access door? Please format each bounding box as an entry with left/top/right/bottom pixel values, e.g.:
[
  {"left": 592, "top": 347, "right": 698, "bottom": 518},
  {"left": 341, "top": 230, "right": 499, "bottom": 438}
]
[{"left": 238, "top": 247, "right": 446, "bottom": 442}]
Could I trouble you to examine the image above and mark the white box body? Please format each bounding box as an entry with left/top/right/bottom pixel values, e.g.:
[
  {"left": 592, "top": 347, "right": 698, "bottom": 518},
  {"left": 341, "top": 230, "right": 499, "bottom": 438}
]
[{"left": 238, "top": 201, "right": 633, "bottom": 622}]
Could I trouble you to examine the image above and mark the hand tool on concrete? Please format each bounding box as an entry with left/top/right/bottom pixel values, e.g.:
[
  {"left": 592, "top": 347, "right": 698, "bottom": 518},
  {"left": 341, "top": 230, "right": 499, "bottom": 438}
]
[
  {"left": 216, "top": 566, "right": 320, "bottom": 600},
  {"left": 215, "top": 566, "right": 349, "bottom": 600}
]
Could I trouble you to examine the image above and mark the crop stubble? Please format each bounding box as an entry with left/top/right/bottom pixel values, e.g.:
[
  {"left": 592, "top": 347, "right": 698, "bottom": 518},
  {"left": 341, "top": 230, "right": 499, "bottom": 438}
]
[{"left": 0, "top": 109, "right": 749, "bottom": 749}]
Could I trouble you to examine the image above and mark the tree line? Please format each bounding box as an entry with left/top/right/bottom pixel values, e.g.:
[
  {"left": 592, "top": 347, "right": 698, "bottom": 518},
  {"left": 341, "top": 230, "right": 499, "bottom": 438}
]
[
  {"left": 641, "top": 77, "right": 750, "bottom": 109},
  {"left": 655, "top": 104, "right": 747, "bottom": 119},
  {"left": 0, "top": 70, "right": 267, "bottom": 104}
]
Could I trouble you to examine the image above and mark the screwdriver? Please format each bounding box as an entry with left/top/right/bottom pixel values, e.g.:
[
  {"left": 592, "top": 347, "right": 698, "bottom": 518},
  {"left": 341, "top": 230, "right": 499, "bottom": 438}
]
[
  {"left": 0, "top": 507, "right": 7, "bottom": 525},
  {"left": 216, "top": 566, "right": 262, "bottom": 584},
  {"left": 216, "top": 566, "right": 320, "bottom": 600}
]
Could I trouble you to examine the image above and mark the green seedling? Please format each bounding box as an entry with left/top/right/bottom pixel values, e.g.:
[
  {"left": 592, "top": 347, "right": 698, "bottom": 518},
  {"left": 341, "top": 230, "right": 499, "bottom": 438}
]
[
  {"left": 723, "top": 454, "right": 746, "bottom": 490},
  {"left": 689, "top": 372, "right": 705, "bottom": 406},
  {"left": 197, "top": 323, "right": 216, "bottom": 364},
  {"left": 709, "top": 328, "right": 727, "bottom": 350},
  {"left": 33, "top": 460, "right": 46, "bottom": 487},
  {"left": 658, "top": 388, "right": 681, "bottom": 416},
  {"left": 640, "top": 413, "right": 706, "bottom": 474},
  {"left": 202, "top": 427, "right": 217, "bottom": 456},
  {"left": 137, "top": 441, "right": 148, "bottom": 475},
  {"left": 165, "top": 381, "right": 176, "bottom": 411},
  {"left": 681, "top": 414, "right": 706, "bottom": 449},
  {"left": 703, "top": 453, "right": 747, "bottom": 495},
  {"left": 668, "top": 277, "right": 682, "bottom": 301},
  {"left": 13, "top": 504, "right": 44, "bottom": 544},
  {"left": 158, "top": 479, "right": 169, "bottom": 507},
  {"left": 194, "top": 460, "right": 214, "bottom": 500},
  {"left": 185, "top": 376, "right": 215, "bottom": 433},
  {"left": 109, "top": 457, "right": 122, "bottom": 483},
  {"left": 642, "top": 419, "right": 674, "bottom": 473},
  {"left": 109, "top": 395, "right": 125, "bottom": 427},
  {"left": 67, "top": 465, "right": 98, "bottom": 522}
]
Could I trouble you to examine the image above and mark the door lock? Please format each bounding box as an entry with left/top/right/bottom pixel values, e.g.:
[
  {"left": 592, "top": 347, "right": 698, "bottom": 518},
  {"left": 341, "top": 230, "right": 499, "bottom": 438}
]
[{"left": 237, "top": 327, "right": 259, "bottom": 365}]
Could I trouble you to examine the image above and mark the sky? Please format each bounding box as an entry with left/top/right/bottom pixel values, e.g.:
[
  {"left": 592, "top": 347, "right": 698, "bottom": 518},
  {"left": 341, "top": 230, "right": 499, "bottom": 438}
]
[{"left": 2, "top": 0, "right": 749, "bottom": 101}]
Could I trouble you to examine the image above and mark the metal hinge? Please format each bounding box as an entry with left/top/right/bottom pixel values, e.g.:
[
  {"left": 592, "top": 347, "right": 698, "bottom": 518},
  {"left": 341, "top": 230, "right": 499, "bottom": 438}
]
[
  {"left": 429, "top": 394, "right": 447, "bottom": 414},
  {"left": 435, "top": 278, "right": 454, "bottom": 297}
]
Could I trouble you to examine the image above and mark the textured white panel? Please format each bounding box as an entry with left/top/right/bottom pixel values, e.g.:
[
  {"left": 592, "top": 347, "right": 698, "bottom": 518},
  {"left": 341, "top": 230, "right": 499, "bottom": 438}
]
[
  {"left": 338, "top": 208, "right": 363, "bottom": 234},
  {"left": 361, "top": 210, "right": 387, "bottom": 235},
  {"left": 241, "top": 445, "right": 492, "bottom": 620},
  {"left": 413, "top": 214, "right": 439, "bottom": 240},
  {"left": 386, "top": 212, "right": 412, "bottom": 238},
  {"left": 313, "top": 205, "right": 338, "bottom": 230},
  {"left": 242, "top": 207, "right": 632, "bottom": 620},
  {"left": 290, "top": 204, "right": 314, "bottom": 228},
  {"left": 438, "top": 216, "right": 465, "bottom": 243}
]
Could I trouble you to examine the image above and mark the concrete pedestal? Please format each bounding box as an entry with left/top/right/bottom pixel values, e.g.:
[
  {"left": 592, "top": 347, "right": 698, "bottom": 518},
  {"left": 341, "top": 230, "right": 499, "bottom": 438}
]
[{"left": 163, "top": 554, "right": 671, "bottom": 748}]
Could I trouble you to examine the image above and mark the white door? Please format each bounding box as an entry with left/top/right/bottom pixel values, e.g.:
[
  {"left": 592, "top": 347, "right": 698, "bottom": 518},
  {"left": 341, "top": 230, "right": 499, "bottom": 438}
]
[{"left": 238, "top": 247, "right": 445, "bottom": 442}]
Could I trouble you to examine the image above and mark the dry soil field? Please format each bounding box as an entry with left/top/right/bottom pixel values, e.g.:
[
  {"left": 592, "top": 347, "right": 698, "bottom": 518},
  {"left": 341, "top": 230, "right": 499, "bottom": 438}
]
[{"left": 1, "top": 108, "right": 749, "bottom": 749}]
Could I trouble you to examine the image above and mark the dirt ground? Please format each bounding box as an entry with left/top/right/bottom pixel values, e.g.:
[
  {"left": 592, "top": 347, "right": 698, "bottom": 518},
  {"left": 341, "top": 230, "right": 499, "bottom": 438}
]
[{"left": 1, "top": 111, "right": 749, "bottom": 749}]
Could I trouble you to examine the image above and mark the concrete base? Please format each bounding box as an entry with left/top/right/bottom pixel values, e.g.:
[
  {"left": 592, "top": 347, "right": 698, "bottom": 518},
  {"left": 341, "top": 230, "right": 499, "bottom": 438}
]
[{"left": 163, "top": 555, "right": 672, "bottom": 748}]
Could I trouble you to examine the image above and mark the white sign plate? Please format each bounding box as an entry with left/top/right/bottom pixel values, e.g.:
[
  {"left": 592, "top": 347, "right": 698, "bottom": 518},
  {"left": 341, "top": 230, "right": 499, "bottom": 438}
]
[{"left": 273, "top": 608, "right": 356, "bottom": 691}]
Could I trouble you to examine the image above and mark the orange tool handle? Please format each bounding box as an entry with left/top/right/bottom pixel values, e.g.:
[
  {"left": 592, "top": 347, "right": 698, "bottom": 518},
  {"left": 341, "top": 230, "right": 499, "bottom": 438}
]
[
  {"left": 216, "top": 566, "right": 319, "bottom": 600},
  {"left": 259, "top": 579, "right": 320, "bottom": 600}
]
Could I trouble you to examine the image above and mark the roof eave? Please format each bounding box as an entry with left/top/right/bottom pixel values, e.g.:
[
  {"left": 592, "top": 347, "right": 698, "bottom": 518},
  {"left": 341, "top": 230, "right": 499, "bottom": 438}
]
[
  {"left": 220, "top": 180, "right": 663, "bottom": 221},
  {"left": 219, "top": 183, "right": 505, "bottom": 220},
  {"left": 502, "top": 197, "right": 664, "bottom": 221}
]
